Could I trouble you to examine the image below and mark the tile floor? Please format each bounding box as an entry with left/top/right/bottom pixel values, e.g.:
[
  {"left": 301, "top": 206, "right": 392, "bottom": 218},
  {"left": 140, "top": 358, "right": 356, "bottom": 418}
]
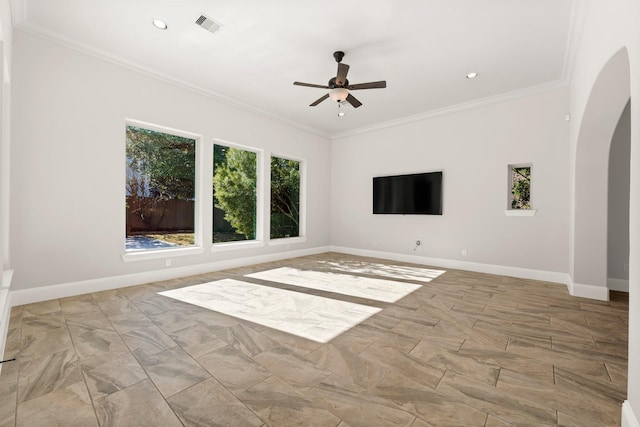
[{"left": 0, "top": 253, "right": 629, "bottom": 426}]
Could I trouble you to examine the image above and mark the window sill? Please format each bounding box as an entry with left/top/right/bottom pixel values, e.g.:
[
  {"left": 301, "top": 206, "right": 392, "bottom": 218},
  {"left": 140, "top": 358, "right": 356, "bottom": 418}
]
[
  {"left": 122, "top": 246, "right": 205, "bottom": 262},
  {"left": 268, "top": 236, "right": 307, "bottom": 246},
  {"left": 211, "top": 240, "right": 265, "bottom": 252},
  {"left": 504, "top": 209, "right": 537, "bottom": 217}
]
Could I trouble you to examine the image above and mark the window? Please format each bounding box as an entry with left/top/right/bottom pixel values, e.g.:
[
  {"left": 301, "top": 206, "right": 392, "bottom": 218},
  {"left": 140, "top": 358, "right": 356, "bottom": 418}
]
[
  {"left": 505, "top": 164, "right": 535, "bottom": 216},
  {"left": 212, "top": 144, "right": 258, "bottom": 243},
  {"left": 270, "top": 156, "right": 300, "bottom": 239},
  {"left": 125, "top": 125, "right": 196, "bottom": 251},
  {"left": 124, "top": 121, "right": 305, "bottom": 256},
  {"left": 509, "top": 164, "right": 531, "bottom": 209}
]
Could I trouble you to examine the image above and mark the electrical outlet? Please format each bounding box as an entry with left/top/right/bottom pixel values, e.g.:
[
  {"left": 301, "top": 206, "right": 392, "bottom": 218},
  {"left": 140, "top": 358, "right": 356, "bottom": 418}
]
[
  {"left": 461, "top": 249, "right": 467, "bottom": 256},
  {"left": 165, "top": 259, "right": 172, "bottom": 268}
]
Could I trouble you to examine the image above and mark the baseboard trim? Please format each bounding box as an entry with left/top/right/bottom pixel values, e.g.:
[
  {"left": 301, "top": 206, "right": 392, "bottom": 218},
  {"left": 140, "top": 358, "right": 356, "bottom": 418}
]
[
  {"left": 607, "top": 277, "right": 629, "bottom": 292},
  {"left": 329, "top": 246, "right": 570, "bottom": 285},
  {"left": 623, "top": 401, "right": 640, "bottom": 427},
  {"left": 10, "top": 246, "right": 331, "bottom": 306},
  {"left": 568, "top": 280, "right": 610, "bottom": 301},
  {"left": 12, "top": 246, "right": 612, "bottom": 306},
  {"left": 2, "top": 269, "right": 13, "bottom": 288}
]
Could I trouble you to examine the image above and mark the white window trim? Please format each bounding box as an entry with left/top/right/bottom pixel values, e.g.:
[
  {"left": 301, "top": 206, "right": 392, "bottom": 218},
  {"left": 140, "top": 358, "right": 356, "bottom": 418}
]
[
  {"left": 122, "top": 246, "right": 205, "bottom": 262},
  {"left": 268, "top": 236, "right": 308, "bottom": 246},
  {"left": 211, "top": 240, "right": 265, "bottom": 252},
  {"left": 504, "top": 209, "right": 537, "bottom": 217},
  {"left": 506, "top": 163, "right": 534, "bottom": 213},
  {"left": 124, "top": 119, "right": 203, "bottom": 257}
]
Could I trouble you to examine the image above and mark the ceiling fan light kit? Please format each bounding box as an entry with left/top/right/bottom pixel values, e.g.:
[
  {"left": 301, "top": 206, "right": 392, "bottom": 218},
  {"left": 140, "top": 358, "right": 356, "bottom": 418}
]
[
  {"left": 329, "top": 88, "right": 349, "bottom": 102},
  {"left": 293, "top": 51, "right": 386, "bottom": 111}
]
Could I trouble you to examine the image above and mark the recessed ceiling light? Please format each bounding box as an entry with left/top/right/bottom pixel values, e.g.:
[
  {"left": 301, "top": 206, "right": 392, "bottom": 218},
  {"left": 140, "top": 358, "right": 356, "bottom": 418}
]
[
  {"left": 152, "top": 19, "right": 168, "bottom": 30},
  {"left": 466, "top": 72, "right": 478, "bottom": 79}
]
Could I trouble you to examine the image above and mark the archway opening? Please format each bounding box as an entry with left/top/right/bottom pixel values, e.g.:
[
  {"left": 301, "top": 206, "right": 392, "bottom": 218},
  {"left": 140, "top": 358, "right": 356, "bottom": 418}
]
[
  {"left": 572, "top": 48, "right": 631, "bottom": 301},
  {"left": 607, "top": 100, "right": 631, "bottom": 293}
]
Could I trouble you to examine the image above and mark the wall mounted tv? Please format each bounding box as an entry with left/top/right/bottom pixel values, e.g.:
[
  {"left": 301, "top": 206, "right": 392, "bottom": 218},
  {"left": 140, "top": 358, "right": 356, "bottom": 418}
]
[{"left": 373, "top": 171, "right": 443, "bottom": 215}]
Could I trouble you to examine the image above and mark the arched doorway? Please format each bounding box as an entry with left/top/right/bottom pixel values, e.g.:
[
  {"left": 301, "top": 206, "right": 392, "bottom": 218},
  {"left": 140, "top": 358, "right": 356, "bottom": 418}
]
[
  {"left": 608, "top": 100, "right": 631, "bottom": 293},
  {"left": 572, "top": 48, "right": 631, "bottom": 300}
]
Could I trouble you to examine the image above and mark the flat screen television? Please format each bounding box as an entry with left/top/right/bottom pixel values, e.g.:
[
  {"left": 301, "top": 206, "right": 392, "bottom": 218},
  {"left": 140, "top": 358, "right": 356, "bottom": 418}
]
[{"left": 373, "top": 171, "right": 443, "bottom": 215}]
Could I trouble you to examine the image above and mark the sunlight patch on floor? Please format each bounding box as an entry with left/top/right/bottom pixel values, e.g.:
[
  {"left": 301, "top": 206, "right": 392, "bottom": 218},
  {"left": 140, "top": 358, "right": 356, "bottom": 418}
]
[
  {"left": 317, "top": 260, "right": 446, "bottom": 283},
  {"left": 246, "top": 267, "right": 424, "bottom": 303},
  {"left": 159, "top": 279, "right": 381, "bottom": 343}
]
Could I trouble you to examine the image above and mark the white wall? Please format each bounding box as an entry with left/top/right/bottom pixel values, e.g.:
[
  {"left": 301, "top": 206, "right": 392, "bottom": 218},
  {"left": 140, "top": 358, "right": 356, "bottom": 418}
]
[
  {"left": 608, "top": 101, "right": 630, "bottom": 286},
  {"left": 567, "top": 0, "right": 639, "bottom": 423},
  {"left": 0, "top": 0, "right": 13, "bottom": 375},
  {"left": 10, "top": 30, "right": 331, "bottom": 291},
  {"left": 331, "top": 88, "right": 570, "bottom": 275},
  {"left": 0, "top": 0, "right": 11, "bottom": 279}
]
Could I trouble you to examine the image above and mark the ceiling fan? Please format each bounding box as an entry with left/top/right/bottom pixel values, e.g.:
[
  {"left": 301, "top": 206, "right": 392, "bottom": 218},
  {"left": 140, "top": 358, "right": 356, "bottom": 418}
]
[{"left": 293, "top": 51, "right": 386, "bottom": 109}]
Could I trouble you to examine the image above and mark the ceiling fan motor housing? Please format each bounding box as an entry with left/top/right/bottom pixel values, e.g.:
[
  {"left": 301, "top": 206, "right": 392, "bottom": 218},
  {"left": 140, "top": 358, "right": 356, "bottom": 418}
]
[{"left": 328, "top": 77, "right": 349, "bottom": 88}]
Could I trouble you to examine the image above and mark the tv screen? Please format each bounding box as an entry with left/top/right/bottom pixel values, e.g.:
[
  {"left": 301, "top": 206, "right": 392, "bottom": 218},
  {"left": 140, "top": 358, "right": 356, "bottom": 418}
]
[{"left": 373, "top": 171, "right": 443, "bottom": 215}]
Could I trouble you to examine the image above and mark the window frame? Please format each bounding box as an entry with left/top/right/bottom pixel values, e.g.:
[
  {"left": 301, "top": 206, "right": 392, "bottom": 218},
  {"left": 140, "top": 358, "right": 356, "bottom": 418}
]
[
  {"left": 268, "top": 153, "right": 307, "bottom": 244},
  {"left": 122, "top": 120, "right": 308, "bottom": 261},
  {"left": 211, "top": 138, "right": 265, "bottom": 252},
  {"left": 122, "top": 119, "right": 204, "bottom": 262},
  {"left": 505, "top": 163, "right": 536, "bottom": 217}
]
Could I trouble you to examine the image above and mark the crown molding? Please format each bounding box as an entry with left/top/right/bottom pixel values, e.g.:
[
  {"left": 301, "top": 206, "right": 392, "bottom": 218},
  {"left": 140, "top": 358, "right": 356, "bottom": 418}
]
[
  {"left": 13, "top": 0, "right": 587, "bottom": 143},
  {"left": 561, "top": 0, "right": 590, "bottom": 88},
  {"left": 329, "top": 0, "right": 587, "bottom": 141},
  {"left": 330, "top": 79, "right": 569, "bottom": 141},
  {"left": 13, "top": 24, "right": 331, "bottom": 140}
]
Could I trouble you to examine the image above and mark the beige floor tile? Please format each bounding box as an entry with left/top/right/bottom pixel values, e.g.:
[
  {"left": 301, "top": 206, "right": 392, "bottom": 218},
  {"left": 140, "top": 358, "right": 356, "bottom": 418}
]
[
  {"left": 119, "top": 324, "right": 177, "bottom": 358},
  {"left": 17, "top": 348, "right": 82, "bottom": 403},
  {"left": 59, "top": 294, "right": 102, "bottom": 315},
  {"left": 437, "top": 371, "right": 557, "bottom": 426},
  {"left": 93, "top": 379, "right": 182, "bottom": 426},
  {"left": 253, "top": 345, "right": 332, "bottom": 388},
  {"left": 16, "top": 381, "right": 97, "bottom": 427},
  {"left": 137, "top": 346, "right": 210, "bottom": 398},
  {"left": 168, "top": 377, "right": 263, "bottom": 427},
  {"left": 80, "top": 351, "right": 148, "bottom": 400},
  {"left": 197, "top": 345, "right": 271, "bottom": 394},
  {"left": 308, "top": 381, "right": 417, "bottom": 427},
  {"left": 239, "top": 375, "right": 342, "bottom": 427},
  {"left": 168, "top": 322, "right": 228, "bottom": 358},
  {"left": 497, "top": 368, "right": 620, "bottom": 426},
  {"left": 0, "top": 253, "right": 628, "bottom": 426}
]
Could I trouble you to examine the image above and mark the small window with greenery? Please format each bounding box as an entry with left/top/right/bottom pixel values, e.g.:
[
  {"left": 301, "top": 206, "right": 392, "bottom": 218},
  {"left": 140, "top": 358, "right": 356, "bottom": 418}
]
[
  {"left": 270, "top": 156, "right": 300, "bottom": 239},
  {"left": 212, "top": 144, "right": 258, "bottom": 243},
  {"left": 509, "top": 164, "right": 532, "bottom": 209},
  {"left": 126, "top": 125, "right": 196, "bottom": 251}
]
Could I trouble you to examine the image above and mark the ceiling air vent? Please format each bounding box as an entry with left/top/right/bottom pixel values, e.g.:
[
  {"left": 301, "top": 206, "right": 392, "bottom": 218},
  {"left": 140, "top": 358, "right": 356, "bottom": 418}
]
[{"left": 195, "top": 14, "right": 223, "bottom": 34}]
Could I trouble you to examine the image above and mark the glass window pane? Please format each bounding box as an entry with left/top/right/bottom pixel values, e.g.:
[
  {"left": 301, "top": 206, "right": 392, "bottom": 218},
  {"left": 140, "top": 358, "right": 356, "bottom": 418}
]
[
  {"left": 270, "top": 156, "right": 300, "bottom": 239},
  {"left": 125, "top": 125, "right": 196, "bottom": 251},
  {"left": 510, "top": 166, "right": 531, "bottom": 209},
  {"left": 213, "top": 144, "right": 257, "bottom": 243}
]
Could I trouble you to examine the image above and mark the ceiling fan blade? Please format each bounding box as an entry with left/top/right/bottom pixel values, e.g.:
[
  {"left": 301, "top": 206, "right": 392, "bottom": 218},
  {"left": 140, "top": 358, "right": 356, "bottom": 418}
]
[
  {"left": 348, "top": 81, "right": 387, "bottom": 90},
  {"left": 310, "top": 93, "right": 330, "bottom": 106},
  {"left": 346, "top": 93, "right": 362, "bottom": 108},
  {"left": 294, "top": 82, "right": 330, "bottom": 89},
  {"left": 336, "top": 63, "right": 350, "bottom": 86}
]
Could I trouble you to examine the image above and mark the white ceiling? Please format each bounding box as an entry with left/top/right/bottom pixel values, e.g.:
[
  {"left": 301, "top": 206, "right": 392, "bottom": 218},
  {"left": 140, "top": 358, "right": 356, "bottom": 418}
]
[{"left": 10, "top": 0, "right": 581, "bottom": 139}]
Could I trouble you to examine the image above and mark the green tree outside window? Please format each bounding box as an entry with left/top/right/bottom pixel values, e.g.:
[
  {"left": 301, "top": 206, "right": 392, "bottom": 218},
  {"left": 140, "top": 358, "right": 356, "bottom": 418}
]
[{"left": 511, "top": 166, "right": 531, "bottom": 209}]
